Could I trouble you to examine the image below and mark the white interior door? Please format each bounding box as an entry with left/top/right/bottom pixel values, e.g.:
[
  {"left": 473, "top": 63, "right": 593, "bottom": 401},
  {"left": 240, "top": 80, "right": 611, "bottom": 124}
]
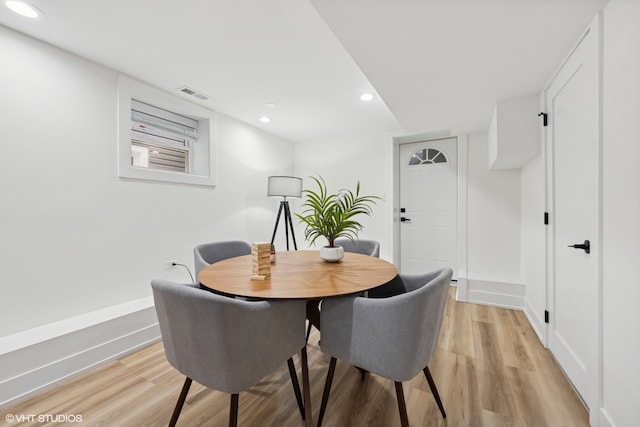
[
  {"left": 399, "top": 137, "right": 457, "bottom": 278},
  {"left": 546, "top": 24, "right": 599, "bottom": 416}
]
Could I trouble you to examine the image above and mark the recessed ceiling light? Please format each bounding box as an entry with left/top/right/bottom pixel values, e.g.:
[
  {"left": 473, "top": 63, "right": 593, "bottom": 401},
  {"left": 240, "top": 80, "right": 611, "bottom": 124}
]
[
  {"left": 258, "top": 116, "right": 271, "bottom": 123},
  {"left": 5, "top": 1, "right": 45, "bottom": 20},
  {"left": 360, "top": 92, "right": 375, "bottom": 102}
]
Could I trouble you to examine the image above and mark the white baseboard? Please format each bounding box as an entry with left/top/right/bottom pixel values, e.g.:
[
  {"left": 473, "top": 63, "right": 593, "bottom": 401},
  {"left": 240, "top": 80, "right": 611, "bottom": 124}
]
[
  {"left": 455, "top": 277, "right": 468, "bottom": 301},
  {"left": 0, "top": 300, "right": 160, "bottom": 409},
  {"left": 459, "top": 278, "right": 525, "bottom": 310},
  {"left": 598, "top": 408, "right": 616, "bottom": 427}
]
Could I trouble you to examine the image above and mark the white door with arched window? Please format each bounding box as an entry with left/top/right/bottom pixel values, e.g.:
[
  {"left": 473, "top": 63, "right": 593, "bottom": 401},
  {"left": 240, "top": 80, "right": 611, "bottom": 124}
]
[{"left": 399, "top": 137, "right": 458, "bottom": 278}]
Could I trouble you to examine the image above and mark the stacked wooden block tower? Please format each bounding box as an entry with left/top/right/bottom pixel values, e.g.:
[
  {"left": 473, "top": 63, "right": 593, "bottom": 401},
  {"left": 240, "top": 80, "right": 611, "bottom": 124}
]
[{"left": 251, "top": 242, "right": 271, "bottom": 280}]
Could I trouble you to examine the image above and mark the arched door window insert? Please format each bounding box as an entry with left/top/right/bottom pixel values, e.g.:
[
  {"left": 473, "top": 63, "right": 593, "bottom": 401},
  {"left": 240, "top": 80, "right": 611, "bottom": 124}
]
[{"left": 408, "top": 148, "right": 448, "bottom": 165}]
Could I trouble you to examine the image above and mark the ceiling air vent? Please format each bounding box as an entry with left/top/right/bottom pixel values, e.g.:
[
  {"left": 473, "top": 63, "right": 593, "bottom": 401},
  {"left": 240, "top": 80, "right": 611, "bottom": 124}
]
[{"left": 178, "top": 86, "right": 208, "bottom": 100}]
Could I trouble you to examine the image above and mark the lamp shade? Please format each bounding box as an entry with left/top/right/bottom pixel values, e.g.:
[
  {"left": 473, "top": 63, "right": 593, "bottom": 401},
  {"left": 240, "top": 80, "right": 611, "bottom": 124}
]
[{"left": 267, "top": 176, "right": 302, "bottom": 198}]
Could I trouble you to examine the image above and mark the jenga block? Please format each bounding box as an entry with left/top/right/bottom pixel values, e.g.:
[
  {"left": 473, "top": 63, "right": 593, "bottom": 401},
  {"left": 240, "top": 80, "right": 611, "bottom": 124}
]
[{"left": 251, "top": 242, "right": 271, "bottom": 277}]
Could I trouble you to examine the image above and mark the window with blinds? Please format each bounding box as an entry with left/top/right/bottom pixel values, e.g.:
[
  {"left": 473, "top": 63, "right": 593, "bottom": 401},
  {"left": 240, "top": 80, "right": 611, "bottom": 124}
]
[
  {"left": 117, "top": 75, "right": 215, "bottom": 187},
  {"left": 130, "top": 100, "right": 199, "bottom": 173}
]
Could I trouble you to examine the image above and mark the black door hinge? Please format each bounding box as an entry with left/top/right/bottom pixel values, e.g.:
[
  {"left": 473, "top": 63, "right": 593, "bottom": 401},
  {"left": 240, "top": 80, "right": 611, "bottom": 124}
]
[
  {"left": 538, "top": 112, "right": 548, "bottom": 127},
  {"left": 544, "top": 212, "right": 549, "bottom": 225},
  {"left": 544, "top": 310, "right": 549, "bottom": 324}
]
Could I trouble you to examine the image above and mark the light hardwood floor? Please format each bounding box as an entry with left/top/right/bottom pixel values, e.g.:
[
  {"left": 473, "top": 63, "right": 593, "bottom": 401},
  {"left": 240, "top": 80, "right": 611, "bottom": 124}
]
[{"left": 1, "top": 288, "right": 589, "bottom": 426}]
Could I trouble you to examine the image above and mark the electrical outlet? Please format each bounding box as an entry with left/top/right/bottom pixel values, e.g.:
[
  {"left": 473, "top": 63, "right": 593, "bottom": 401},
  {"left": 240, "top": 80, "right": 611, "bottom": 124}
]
[{"left": 164, "top": 260, "right": 177, "bottom": 270}]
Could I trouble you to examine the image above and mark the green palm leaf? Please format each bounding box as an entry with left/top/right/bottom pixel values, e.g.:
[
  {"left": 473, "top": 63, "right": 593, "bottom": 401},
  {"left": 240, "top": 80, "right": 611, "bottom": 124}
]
[{"left": 295, "top": 176, "right": 380, "bottom": 247}]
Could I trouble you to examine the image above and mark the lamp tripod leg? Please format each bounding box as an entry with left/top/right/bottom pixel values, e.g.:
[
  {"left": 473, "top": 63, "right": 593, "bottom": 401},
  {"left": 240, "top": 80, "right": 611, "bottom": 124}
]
[
  {"left": 284, "top": 204, "right": 290, "bottom": 251},
  {"left": 271, "top": 201, "right": 285, "bottom": 246},
  {"left": 284, "top": 202, "right": 298, "bottom": 250}
]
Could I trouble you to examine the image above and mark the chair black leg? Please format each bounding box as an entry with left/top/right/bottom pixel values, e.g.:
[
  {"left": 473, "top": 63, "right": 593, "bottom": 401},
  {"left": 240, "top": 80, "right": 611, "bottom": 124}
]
[
  {"left": 423, "top": 366, "right": 446, "bottom": 418},
  {"left": 229, "top": 393, "right": 239, "bottom": 427},
  {"left": 356, "top": 366, "right": 368, "bottom": 381},
  {"left": 169, "top": 377, "right": 192, "bottom": 427},
  {"left": 306, "top": 300, "right": 321, "bottom": 342},
  {"left": 301, "top": 346, "right": 313, "bottom": 426},
  {"left": 287, "top": 357, "right": 305, "bottom": 420},
  {"left": 394, "top": 382, "right": 410, "bottom": 427},
  {"left": 306, "top": 321, "right": 313, "bottom": 341},
  {"left": 317, "top": 357, "right": 337, "bottom": 427}
]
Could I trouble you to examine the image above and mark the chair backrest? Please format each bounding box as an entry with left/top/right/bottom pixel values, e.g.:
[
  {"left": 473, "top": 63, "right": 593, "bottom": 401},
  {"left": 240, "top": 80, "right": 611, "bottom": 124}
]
[
  {"left": 151, "top": 280, "right": 305, "bottom": 393},
  {"left": 193, "top": 240, "right": 252, "bottom": 278},
  {"left": 320, "top": 268, "right": 452, "bottom": 382},
  {"left": 334, "top": 238, "right": 380, "bottom": 257}
]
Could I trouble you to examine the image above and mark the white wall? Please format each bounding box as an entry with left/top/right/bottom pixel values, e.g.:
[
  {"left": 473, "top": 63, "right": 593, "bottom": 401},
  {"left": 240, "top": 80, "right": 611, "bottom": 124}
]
[
  {"left": 292, "top": 130, "right": 389, "bottom": 258},
  {"left": 600, "top": 1, "right": 640, "bottom": 425},
  {"left": 0, "top": 25, "right": 295, "bottom": 406},
  {"left": 466, "top": 132, "right": 522, "bottom": 283}
]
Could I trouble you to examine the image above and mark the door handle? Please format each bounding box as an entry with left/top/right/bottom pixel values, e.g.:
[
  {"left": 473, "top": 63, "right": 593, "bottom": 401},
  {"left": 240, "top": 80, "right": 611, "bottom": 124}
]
[
  {"left": 400, "top": 217, "right": 411, "bottom": 222},
  {"left": 568, "top": 240, "right": 590, "bottom": 254}
]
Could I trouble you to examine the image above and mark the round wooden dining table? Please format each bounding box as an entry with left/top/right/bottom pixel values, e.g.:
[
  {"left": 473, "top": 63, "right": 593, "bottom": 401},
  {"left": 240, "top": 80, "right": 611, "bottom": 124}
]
[
  {"left": 198, "top": 249, "right": 398, "bottom": 299},
  {"left": 198, "top": 249, "right": 398, "bottom": 427}
]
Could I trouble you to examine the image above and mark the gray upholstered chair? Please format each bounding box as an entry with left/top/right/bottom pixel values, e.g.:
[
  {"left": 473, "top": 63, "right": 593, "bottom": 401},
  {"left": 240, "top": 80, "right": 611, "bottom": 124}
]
[
  {"left": 151, "top": 280, "right": 307, "bottom": 427},
  {"left": 316, "top": 268, "right": 453, "bottom": 427},
  {"left": 193, "top": 240, "right": 251, "bottom": 278},
  {"left": 306, "top": 238, "right": 381, "bottom": 339},
  {"left": 334, "top": 237, "right": 380, "bottom": 257}
]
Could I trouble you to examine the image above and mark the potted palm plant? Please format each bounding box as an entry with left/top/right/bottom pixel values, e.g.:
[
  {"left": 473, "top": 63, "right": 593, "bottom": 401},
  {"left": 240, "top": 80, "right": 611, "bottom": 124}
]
[{"left": 296, "top": 176, "right": 379, "bottom": 262}]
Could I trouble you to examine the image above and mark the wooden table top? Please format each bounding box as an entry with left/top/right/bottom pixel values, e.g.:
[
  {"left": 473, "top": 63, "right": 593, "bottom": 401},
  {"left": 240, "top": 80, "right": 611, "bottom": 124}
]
[{"left": 198, "top": 250, "right": 398, "bottom": 299}]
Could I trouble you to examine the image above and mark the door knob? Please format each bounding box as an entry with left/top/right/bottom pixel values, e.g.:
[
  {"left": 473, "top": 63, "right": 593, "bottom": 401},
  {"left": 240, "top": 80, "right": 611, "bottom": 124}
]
[
  {"left": 400, "top": 217, "right": 411, "bottom": 222},
  {"left": 568, "top": 240, "right": 590, "bottom": 254}
]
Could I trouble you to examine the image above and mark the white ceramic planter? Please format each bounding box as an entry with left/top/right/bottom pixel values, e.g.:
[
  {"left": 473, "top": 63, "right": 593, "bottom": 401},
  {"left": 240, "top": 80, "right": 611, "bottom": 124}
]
[{"left": 320, "top": 246, "right": 344, "bottom": 262}]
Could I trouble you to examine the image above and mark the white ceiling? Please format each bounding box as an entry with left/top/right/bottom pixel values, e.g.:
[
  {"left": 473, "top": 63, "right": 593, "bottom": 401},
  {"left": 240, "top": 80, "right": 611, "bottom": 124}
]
[{"left": 0, "top": 0, "right": 608, "bottom": 142}]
